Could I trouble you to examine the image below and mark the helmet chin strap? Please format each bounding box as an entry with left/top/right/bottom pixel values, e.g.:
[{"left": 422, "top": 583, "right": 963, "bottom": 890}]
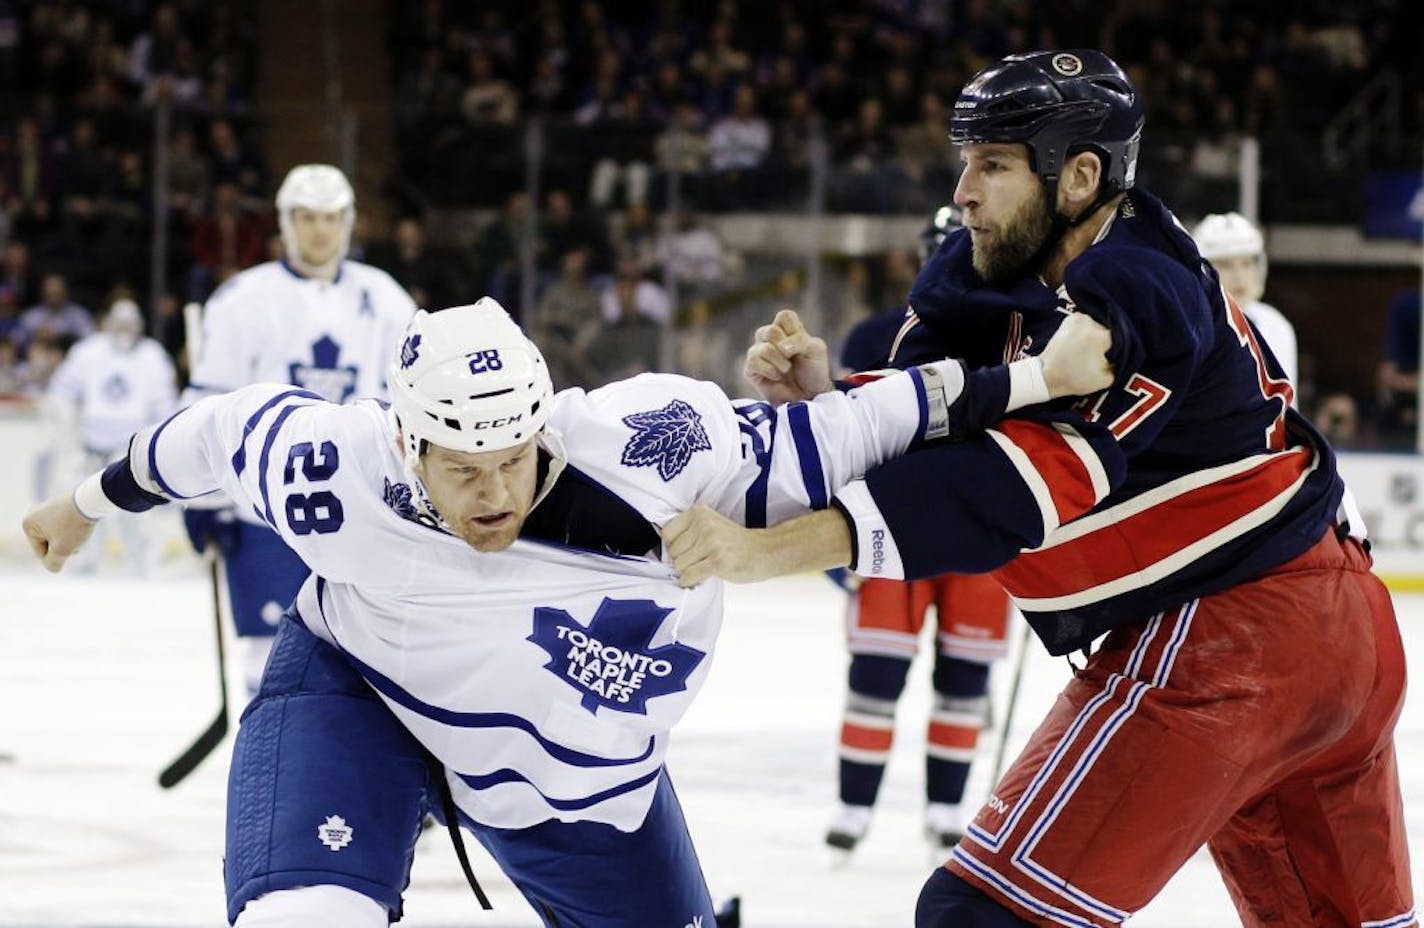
[
  {"left": 532, "top": 426, "right": 569, "bottom": 511},
  {"left": 1021, "top": 179, "right": 1120, "bottom": 283}
]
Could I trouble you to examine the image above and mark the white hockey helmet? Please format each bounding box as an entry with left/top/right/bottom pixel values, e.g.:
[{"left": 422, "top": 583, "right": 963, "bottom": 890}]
[
  {"left": 1191, "top": 212, "right": 1264, "bottom": 260},
  {"left": 388, "top": 298, "right": 554, "bottom": 459},
  {"left": 1192, "top": 211, "right": 1267, "bottom": 301},
  {"left": 275, "top": 164, "right": 355, "bottom": 265},
  {"left": 104, "top": 298, "right": 143, "bottom": 350}
]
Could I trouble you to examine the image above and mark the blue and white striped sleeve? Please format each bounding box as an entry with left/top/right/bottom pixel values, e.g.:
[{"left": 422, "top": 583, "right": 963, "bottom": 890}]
[
  {"left": 713, "top": 360, "right": 966, "bottom": 528},
  {"left": 117, "top": 384, "right": 326, "bottom": 528}
]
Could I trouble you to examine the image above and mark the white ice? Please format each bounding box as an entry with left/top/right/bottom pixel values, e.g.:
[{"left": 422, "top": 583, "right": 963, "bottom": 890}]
[{"left": 1, "top": 562, "right": 1421, "bottom": 927}]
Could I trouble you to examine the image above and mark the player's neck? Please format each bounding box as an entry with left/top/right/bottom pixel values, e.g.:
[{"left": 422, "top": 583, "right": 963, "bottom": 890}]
[
  {"left": 288, "top": 256, "right": 341, "bottom": 282},
  {"left": 1040, "top": 196, "right": 1120, "bottom": 289}
]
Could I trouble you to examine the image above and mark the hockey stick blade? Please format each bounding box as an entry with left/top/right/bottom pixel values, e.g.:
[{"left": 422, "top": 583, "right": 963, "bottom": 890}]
[
  {"left": 158, "top": 555, "right": 230, "bottom": 789},
  {"left": 157, "top": 710, "right": 229, "bottom": 788}
]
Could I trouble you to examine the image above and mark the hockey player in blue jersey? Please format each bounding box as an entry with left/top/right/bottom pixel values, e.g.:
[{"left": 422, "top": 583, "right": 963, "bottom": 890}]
[
  {"left": 23, "top": 298, "right": 1113, "bottom": 927},
  {"left": 682, "top": 50, "right": 1415, "bottom": 928},
  {"left": 182, "top": 164, "right": 416, "bottom": 694}
]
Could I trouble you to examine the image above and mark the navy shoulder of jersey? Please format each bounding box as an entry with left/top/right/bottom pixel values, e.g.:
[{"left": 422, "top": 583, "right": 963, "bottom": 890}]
[{"left": 840, "top": 308, "right": 906, "bottom": 372}]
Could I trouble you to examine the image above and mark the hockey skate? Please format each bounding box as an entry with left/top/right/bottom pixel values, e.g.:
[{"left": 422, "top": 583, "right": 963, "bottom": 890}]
[
  {"left": 924, "top": 802, "right": 965, "bottom": 861},
  {"left": 824, "top": 804, "right": 872, "bottom": 866}
]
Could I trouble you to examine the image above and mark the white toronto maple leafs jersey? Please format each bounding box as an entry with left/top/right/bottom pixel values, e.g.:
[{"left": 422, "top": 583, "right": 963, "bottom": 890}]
[
  {"left": 120, "top": 367, "right": 952, "bottom": 830},
  {"left": 47, "top": 332, "right": 177, "bottom": 454},
  {"left": 186, "top": 260, "right": 416, "bottom": 404},
  {"left": 184, "top": 259, "right": 416, "bottom": 522}
]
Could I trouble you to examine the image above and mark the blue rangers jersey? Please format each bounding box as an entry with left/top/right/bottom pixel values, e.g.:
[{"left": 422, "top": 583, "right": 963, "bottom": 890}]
[
  {"left": 100, "top": 365, "right": 957, "bottom": 830},
  {"left": 835, "top": 189, "right": 1344, "bottom": 655}
]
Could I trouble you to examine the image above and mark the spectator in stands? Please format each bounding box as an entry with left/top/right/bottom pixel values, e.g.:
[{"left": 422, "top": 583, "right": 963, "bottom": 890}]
[
  {"left": 1376, "top": 287, "right": 1422, "bottom": 449},
  {"left": 460, "top": 50, "right": 518, "bottom": 125},
  {"left": 207, "top": 118, "right": 267, "bottom": 205},
  {"left": 897, "top": 92, "right": 958, "bottom": 203},
  {"left": 588, "top": 90, "right": 657, "bottom": 210},
  {"left": 18, "top": 273, "right": 92, "bottom": 348},
  {"left": 673, "top": 297, "right": 736, "bottom": 392},
  {"left": 188, "top": 181, "right": 268, "bottom": 301},
  {"left": 601, "top": 256, "right": 671, "bottom": 327},
  {"left": 655, "top": 102, "right": 710, "bottom": 203},
  {"left": 614, "top": 201, "right": 660, "bottom": 278},
  {"left": 18, "top": 331, "right": 64, "bottom": 397},
  {"left": 534, "top": 247, "right": 603, "bottom": 387},
  {"left": 0, "top": 239, "right": 35, "bottom": 313},
  {"left": 127, "top": 3, "right": 185, "bottom": 92},
  {"left": 657, "top": 209, "right": 726, "bottom": 300},
  {"left": 166, "top": 127, "right": 211, "bottom": 219},
  {"left": 395, "top": 47, "right": 462, "bottom": 143},
  {"left": 587, "top": 260, "right": 666, "bottom": 384},
  {"left": 2, "top": 116, "right": 58, "bottom": 240},
  {"left": 475, "top": 190, "right": 529, "bottom": 319},
  {"left": 707, "top": 82, "right": 771, "bottom": 207},
  {"left": 541, "top": 187, "right": 612, "bottom": 278},
  {"left": 369, "top": 215, "right": 453, "bottom": 310},
  {"left": 834, "top": 98, "right": 904, "bottom": 213},
  {"left": 774, "top": 88, "right": 823, "bottom": 178}
]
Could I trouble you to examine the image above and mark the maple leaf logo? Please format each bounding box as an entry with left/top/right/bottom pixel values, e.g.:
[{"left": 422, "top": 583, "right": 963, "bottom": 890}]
[
  {"left": 527, "top": 597, "right": 705, "bottom": 715},
  {"left": 382, "top": 478, "right": 416, "bottom": 519},
  {"left": 620, "top": 399, "right": 712, "bottom": 482},
  {"left": 399, "top": 333, "right": 421, "bottom": 369}
]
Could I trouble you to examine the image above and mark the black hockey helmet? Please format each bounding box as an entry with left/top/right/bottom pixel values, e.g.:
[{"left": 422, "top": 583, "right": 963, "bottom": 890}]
[
  {"left": 949, "top": 50, "right": 1143, "bottom": 195},
  {"left": 917, "top": 204, "right": 963, "bottom": 263}
]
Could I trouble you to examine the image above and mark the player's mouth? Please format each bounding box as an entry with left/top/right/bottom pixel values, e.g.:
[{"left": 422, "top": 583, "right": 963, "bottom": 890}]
[{"left": 471, "top": 511, "right": 513, "bottom": 528}]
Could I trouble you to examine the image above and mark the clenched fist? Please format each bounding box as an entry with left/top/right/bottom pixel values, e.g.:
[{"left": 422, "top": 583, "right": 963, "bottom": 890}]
[
  {"left": 743, "top": 309, "right": 831, "bottom": 404},
  {"left": 1040, "top": 311, "right": 1115, "bottom": 398},
  {"left": 22, "top": 493, "right": 97, "bottom": 573}
]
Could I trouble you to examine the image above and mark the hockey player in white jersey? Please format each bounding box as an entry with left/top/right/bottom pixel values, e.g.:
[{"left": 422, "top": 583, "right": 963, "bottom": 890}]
[
  {"left": 183, "top": 163, "right": 417, "bottom": 692},
  {"left": 1192, "top": 211, "right": 1298, "bottom": 393},
  {"left": 23, "top": 299, "right": 1111, "bottom": 927},
  {"left": 45, "top": 298, "right": 176, "bottom": 573}
]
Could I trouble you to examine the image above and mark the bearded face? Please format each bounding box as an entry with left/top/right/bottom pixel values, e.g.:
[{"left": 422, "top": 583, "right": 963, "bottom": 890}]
[
  {"left": 955, "top": 143, "right": 1057, "bottom": 286},
  {"left": 969, "top": 182, "right": 1054, "bottom": 285}
]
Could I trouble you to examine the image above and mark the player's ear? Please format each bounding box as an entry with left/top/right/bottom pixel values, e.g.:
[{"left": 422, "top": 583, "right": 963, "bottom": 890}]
[{"left": 1058, "top": 151, "right": 1103, "bottom": 214}]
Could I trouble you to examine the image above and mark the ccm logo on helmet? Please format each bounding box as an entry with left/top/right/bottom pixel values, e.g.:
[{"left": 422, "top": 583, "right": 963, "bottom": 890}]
[
  {"left": 1051, "top": 53, "right": 1082, "bottom": 75},
  {"left": 474, "top": 414, "right": 522, "bottom": 430}
]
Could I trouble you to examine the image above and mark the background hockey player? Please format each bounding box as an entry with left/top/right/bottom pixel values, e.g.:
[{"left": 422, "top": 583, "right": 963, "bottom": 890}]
[
  {"left": 23, "top": 299, "right": 1114, "bottom": 927},
  {"left": 826, "top": 204, "right": 1015, "bottom": 859},
  {"left": 1191, "top": 210, "right": 1298, "bottom": 391},
  {"left": 678, "top": 50, "right": 1415, "bottom": 928},
  {"left": 182, "top": 163, "right": 416, "bottom": 694},
  {"left": 44, "top": 298, "right": 176, "bottom": 574}
]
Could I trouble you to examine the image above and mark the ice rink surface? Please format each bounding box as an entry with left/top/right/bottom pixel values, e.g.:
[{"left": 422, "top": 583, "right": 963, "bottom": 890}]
[{"left": 2, "top": 561, "right": 1421, "bottom": 927}]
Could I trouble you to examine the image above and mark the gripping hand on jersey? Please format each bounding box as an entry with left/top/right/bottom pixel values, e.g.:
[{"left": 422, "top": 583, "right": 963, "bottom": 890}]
[
  {"left": 182, "top": 506, "right": 241, "bottom": 557},
  {"left": 744, "top": 309, "right": 831, "bottom": 404},
  {"left": 663, "top": 505, "right": 852, "bottom": 588},
  {"left": 22, "top": 493, "right": 97, "bottom": 573},
  {"left": 1039, "top": 311, "right": 1116, "bottom": 398}
]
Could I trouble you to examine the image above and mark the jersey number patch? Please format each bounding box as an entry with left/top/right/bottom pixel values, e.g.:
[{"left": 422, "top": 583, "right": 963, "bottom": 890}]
[{"left": 283, "top": 441, "right": 345, "bottom": 535}]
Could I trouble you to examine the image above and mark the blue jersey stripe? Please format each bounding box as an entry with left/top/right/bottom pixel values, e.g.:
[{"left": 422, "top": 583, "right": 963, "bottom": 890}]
[
  {"left": 454, "top": 764, "right": 662, "bottom": 813},
  {"left": 335, "top": 635, "right": 657, "bottom": 769},
  {"left": 256, "top": 404, "right": 306, "bottom": 527},
  {"left": 146, "top": 407, "right": 191, "bottom": 498},
  {"left": 231, "top": 389, "right": 322, "bottom": 477},
  {"left": 787, "top": 402, "right": 828, "bottom": 509},
  {"left": 908, "top": 366, "right": 929, "bottom": 446}
]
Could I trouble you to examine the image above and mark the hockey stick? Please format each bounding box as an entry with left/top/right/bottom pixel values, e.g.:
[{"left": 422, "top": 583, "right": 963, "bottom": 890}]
[
  {"left": 988, "top": 620, "right": 1033, "bottom": 785},
  {"left": 158, "top": 553, "right": 230, "bottom": 788}
]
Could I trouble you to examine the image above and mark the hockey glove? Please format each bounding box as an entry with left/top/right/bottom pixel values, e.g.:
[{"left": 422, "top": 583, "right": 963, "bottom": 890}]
[{"left": 182, "top": 507, "right": 241, "bottom": 557}]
